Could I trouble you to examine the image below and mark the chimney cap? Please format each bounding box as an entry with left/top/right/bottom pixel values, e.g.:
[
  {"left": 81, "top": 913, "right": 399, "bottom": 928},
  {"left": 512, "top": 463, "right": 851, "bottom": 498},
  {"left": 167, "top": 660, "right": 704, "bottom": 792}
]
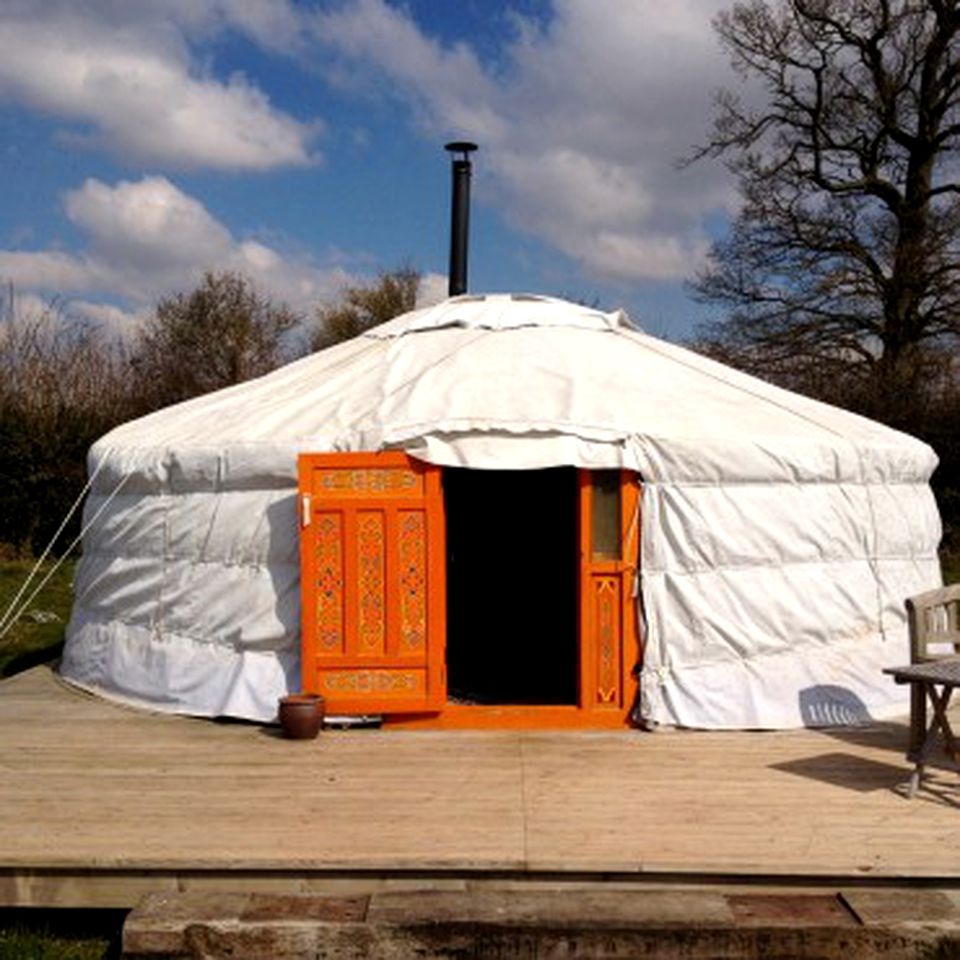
[{"left": 445, "top": 141, "right": 478, "bottom": 158}]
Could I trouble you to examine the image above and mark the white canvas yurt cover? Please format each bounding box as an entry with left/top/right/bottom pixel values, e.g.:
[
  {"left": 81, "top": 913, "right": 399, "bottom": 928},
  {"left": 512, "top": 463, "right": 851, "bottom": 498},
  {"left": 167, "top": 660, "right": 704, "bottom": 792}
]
[{"left": 61, "top": 294, "right": 943, "bottom": 728}]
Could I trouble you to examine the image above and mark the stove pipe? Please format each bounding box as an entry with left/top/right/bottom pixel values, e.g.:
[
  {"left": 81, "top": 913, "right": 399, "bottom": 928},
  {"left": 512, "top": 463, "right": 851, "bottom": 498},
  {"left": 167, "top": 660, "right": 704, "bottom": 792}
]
[{"left": 445, "top": 141, "right": 478, "bottom": 296}]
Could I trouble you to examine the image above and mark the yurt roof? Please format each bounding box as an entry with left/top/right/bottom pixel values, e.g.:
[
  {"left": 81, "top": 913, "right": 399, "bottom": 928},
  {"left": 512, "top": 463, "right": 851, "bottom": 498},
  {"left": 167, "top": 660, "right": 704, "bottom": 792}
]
[{"left": 92, "top": 293, "right": 937, "bottom": 489}]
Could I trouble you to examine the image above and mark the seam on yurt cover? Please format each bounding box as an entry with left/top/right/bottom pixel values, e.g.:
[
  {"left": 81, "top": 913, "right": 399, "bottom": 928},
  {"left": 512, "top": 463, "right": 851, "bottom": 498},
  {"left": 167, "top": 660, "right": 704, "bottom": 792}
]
[
  {"left": 382, "top": 417, "right": 634, "bottom": 440},
  {"left": 641, "top": 552, "right": 937, "bottom": 577},
  {"left": 611, "top": 327, "right": 906, "bottom": 447},
  {"left": 196, "top": 485, "right": 224, "bottom": 562},
  {"left": 78, "top": 548, "right": 299, "bottom": 570},
  {"left": 349, "top": 328, "right": 494, "bottom": 429},
  {"left": 644, "top": 618, "right": 895, "bottom": 670},
  {"left": 71, "top": 608, "right": 295, "bottom": 651},
  {"left": 96, "top": 438, "right": 359, "bottom": 450},
  {"left": 851, "top": 441, "right": 888, "bottom": 642},
  {"left": 296, "top": 333, "right": 383, "bottom": 373},
  {"left": 155, "top": 489, "right": 172, "bottom": 643},
  {"left": 644, "top": 621, "right": 902, "bottom": 674},
  {"left": 643, "top": 478, "right": 934, "bottom": 488}
]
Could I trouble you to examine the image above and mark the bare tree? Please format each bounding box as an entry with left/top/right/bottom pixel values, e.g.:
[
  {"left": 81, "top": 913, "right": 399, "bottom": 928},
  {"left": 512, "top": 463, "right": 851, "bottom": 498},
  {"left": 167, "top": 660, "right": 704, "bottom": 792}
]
[
  {"left": 0, "top": 301, "right": 134, "bottom": 555},
  {"left": 134, "top": 271, "right": 300, "bottom": 407},
  {"left": 311, "top": 267, "right": 420, "bottom": 351},
  {"left": 691, "top": 0, "right": 960, "bottom": 404}
]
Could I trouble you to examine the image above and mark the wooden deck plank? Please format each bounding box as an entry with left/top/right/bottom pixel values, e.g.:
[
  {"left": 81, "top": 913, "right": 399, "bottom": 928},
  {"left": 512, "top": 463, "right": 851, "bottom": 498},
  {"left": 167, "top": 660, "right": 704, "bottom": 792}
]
[
  {"left": 0, "top": 665, "right": 958, "bottom": 907},
  {"left": 519, "top": 727, "right": 960, "bottom": 876},
  {"left": 0, "top": 668, "right": 526, "bottom": 871}
]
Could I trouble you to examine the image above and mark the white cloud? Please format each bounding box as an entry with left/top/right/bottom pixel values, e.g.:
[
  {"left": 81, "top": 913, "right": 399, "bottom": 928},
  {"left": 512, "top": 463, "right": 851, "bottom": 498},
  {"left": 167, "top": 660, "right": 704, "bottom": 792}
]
[
  {"left": 317, "top": 0, "right": 506, "bottom": 141},
  {"left": 66, "top": 177, "right": 234, "bottom": 282},
  {"left": 0, "top": 175, "right": 351, "bottom": 325},
  {"left": 66, "top": 300, "right": 148, "bottom": 342},
  {"left": 416, "top": 272, "right": 449, "bottom": 308},
  {"left": 0, "top": 1, "right": 317, "bottom": 170},
  {"left": 313, "top": 0, "right": 735, "bottom": 283},
  {"left": 0, "top": 0, "right": 739, "bottom": 325},
  {"left": 0, "top": 250, "right": 106, "bottom": 295}
]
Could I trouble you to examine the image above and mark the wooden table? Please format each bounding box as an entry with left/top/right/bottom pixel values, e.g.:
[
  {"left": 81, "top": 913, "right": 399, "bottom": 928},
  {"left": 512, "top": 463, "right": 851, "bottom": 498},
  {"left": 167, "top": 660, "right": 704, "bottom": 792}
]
[{"left": 883, "top": 657, "right": 960, "bottom": 798}]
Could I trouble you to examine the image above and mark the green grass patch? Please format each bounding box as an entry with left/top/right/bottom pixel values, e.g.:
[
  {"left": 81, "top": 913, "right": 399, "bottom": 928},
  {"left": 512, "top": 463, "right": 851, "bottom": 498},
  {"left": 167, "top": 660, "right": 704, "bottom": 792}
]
[
  {"left": 0, "top": 558, "right": 75, "bottom": 678},
  {"left": 0, "top": 910, "right": 124, "bottom": 960},
  {"left": 0, "top": 928, "right": 109, "bottom": 960}
]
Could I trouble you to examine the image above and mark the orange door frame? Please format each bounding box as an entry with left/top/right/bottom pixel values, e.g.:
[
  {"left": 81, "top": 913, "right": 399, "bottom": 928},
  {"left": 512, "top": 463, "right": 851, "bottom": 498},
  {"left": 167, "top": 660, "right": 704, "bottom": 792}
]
[{"left": 298, "top": 453, "right": 642, "bottom": 729}]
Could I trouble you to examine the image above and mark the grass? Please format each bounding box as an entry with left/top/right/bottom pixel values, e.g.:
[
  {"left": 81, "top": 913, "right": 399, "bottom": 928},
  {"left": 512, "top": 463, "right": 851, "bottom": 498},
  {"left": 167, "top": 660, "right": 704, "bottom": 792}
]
[
  {"left": 0, "top": 558, "right": 75, "bottom": 678},
  {"left": 0, "top": 911, "right": 124, "bottom": 960},
  {"left": 0, "top": 929, "right": 110, "bottom": 960}
]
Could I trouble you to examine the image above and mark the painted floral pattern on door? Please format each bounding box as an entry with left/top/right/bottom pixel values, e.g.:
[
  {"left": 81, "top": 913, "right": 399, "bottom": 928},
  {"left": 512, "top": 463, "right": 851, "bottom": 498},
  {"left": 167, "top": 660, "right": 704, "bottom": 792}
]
[
  {"left": 315, "top": 513, "right": 344, "bottom": 652},
  {"left": 398, "top": 511, "right": 427, "bottom": 651},
  {"left": 357, "top": 511, "right": 386, "bottom": 655}
]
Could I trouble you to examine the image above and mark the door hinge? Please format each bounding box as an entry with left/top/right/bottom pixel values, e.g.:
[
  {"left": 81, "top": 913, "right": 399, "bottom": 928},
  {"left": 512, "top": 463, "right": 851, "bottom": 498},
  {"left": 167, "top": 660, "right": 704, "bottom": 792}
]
[{"left": 301, "top": 493, "right": 311, "bottom": 528}]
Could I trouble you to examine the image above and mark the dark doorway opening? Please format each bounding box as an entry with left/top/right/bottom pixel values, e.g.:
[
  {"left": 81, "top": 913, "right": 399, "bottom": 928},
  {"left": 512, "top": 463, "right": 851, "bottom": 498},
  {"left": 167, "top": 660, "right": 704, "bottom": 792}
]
[{"left": 443, "top": 467, "right": 578, "bottom": 705}]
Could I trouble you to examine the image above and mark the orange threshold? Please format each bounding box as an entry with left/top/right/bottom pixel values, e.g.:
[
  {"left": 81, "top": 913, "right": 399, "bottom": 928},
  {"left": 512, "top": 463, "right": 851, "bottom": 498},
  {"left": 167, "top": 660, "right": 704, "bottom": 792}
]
[{"left": 382, "top": 704, "right": 635, "bottom": 730}]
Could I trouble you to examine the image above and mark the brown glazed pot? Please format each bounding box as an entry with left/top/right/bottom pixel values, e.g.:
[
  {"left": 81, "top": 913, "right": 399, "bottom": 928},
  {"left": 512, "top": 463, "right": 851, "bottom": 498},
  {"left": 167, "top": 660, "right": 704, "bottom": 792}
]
[{"left": 278, "top": 693, "right": 326, "bottom": 740}]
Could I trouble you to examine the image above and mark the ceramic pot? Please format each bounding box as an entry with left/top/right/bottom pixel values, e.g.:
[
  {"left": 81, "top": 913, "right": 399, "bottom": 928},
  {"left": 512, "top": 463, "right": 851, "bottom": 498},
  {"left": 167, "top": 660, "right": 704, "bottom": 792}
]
[{"left": 278, "top": 693, "right": 325, "bottom": 740}]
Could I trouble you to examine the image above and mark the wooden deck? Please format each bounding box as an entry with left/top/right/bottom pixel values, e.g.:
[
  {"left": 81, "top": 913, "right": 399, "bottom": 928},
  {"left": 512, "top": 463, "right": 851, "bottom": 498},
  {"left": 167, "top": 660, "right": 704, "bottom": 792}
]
[{"left": 1, "top": 666, "right": 958, "bottom": 907}]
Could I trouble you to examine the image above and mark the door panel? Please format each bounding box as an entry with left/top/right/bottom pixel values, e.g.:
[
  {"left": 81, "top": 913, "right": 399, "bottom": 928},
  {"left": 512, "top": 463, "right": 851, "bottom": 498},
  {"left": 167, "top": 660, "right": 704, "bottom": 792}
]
[
  {"left": 298, "top": 452, "right": 446, "bottom": 714},
  {"left": 578, "top": 470, "right": 641, "bottom": 716}
]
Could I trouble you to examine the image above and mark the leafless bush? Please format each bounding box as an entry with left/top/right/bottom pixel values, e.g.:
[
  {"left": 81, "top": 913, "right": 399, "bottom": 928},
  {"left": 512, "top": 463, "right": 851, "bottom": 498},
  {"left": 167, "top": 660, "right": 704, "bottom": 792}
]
[
  {"left": 0, "top": 301, "right": 135, "bottom": 556},
  {"left": 132, "top": 271, "right": 301, "bottom": 409},
  {"left": 311, "top": 267, "right": 419, "bottom": 350}
]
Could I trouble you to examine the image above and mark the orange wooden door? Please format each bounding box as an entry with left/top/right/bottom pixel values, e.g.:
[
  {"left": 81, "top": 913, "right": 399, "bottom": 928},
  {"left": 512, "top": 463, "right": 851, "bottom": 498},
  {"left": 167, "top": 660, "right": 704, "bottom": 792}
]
[
  {"left": 578, "top": 470, "right": 641, "bottom": 719},
  {"left": 297, "top": 451, "right": 446, "bottom": 714}
]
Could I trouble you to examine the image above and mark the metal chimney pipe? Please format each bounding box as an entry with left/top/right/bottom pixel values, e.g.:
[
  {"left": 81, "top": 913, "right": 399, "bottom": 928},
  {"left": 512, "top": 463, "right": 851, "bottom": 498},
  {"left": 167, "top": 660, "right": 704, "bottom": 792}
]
[{"left": 445, "top": 141, "right": 477, "bottom": 296}]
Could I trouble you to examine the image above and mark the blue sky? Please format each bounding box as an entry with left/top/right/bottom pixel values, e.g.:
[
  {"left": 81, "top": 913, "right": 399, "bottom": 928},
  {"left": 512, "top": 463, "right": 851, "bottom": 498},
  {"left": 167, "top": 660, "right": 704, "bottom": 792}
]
[{"left": 0, "top": 0, "right": 738, "bottom": 341}]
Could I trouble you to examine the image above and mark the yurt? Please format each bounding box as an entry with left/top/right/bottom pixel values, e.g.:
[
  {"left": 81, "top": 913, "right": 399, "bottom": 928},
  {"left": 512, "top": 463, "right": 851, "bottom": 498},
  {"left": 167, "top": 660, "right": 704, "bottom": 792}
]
[{"left": 60, "top": 294, "right": 943, "bottom": 729}]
